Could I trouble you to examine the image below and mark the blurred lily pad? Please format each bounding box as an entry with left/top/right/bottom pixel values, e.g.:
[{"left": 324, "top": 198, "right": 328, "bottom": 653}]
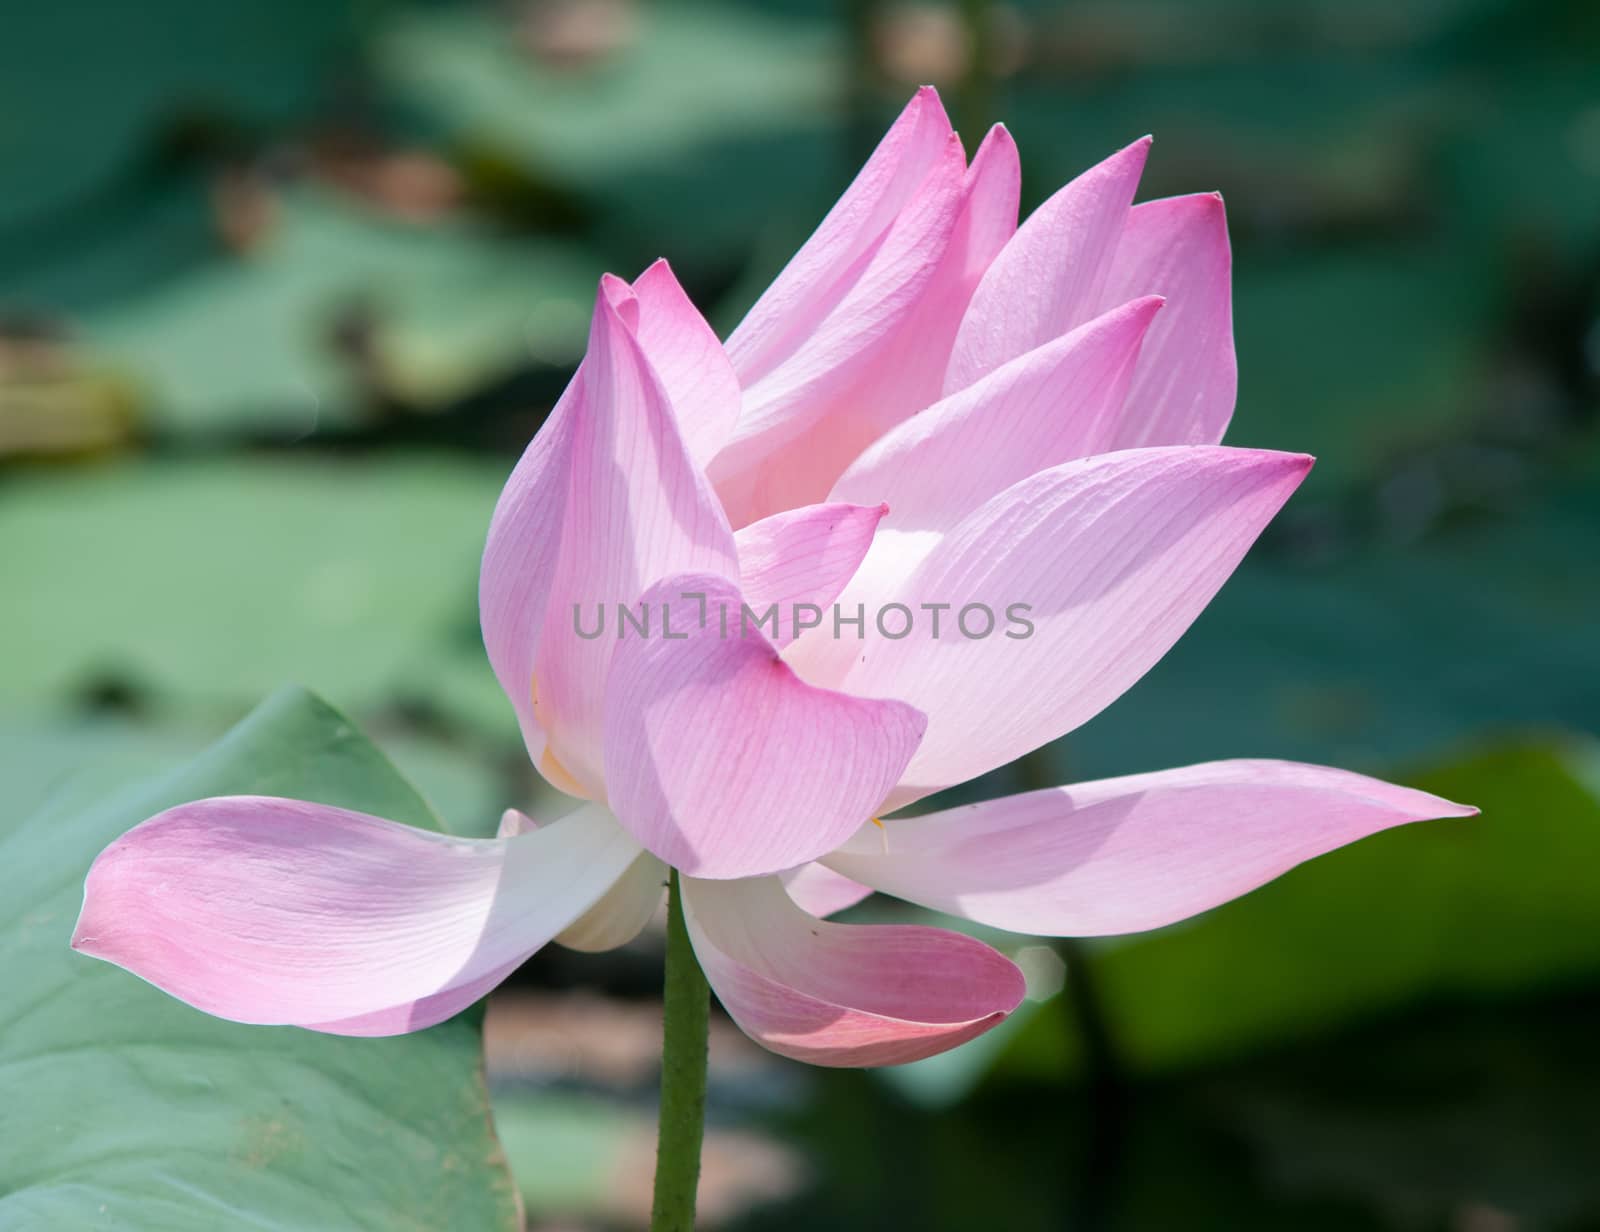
[
  {"left": 0, "top": 456, "right": 516, "bottom": 740},
  {"left": 0, "top": 686, "right": 520, "bottom": 1230},
  {"left": 375, "top": 1, "right": 846, "bottom": 271},
  {"left": 77, "top": 189, "right": 598, "bottom": 435},
  {"left": 0, "top": 0, "right": 372, "bottom": 236}
]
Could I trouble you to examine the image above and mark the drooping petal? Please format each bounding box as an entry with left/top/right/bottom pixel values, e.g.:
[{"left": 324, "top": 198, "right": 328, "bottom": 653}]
[
  {"left": 1092, "top": 193, "right": 1236, "bottom": 449},
  {"left": 498, "top": 808, "right": 666, "bottom": 952},
  {"left": 72, "top": 799, "right": 641, "bottom": 1035},
  {"left": 810, "top": 447, "right": 1312, "bottom": 806},
  {"left": 602, "top": 574, "right": 926, "bottom": 879},
  {"left": 716, "top": 123, "right": 1022, "bottom": 518},
  {"left": 825, "top": 761, "right": 1478, "bottom": 936},
  {"left": 780, "top": 862, "right": 874, "bottom": 917},
  {"left": 831, "top": 295, "right": 1163, "bottom": 533},
  {"left": 944, "top": 137, "right": 1151, "bottom": 394},
  {"left": 735, "top": 501, "right": 888, "bottom": 647},
  {"left": 712, "top": 92, "right": 968, "bottom": 524},
  {"left": 535, "top": 280, "right": 739, "bottom": 795},
  {"left": 630, "top": 259, "right": 743, "bottom": 469},
  {"left": 682, "top": 875, "right": 1025, "bottom": 1066}
]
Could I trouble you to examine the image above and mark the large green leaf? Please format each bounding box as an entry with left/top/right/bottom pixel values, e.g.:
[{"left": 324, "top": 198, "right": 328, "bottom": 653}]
[{"left": 0, "top": 687, "right": 520, "bottom": 1229}]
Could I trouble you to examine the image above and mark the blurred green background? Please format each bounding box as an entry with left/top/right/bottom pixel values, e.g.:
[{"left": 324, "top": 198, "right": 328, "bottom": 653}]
[{"left": 2, "top": 0, "right": 1597, "bottom": 1228}]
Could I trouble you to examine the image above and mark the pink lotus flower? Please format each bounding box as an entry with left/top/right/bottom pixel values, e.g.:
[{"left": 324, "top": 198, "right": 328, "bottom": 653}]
[{"left": 73, "top": 89, "right": 1473, "bottom": 1066}]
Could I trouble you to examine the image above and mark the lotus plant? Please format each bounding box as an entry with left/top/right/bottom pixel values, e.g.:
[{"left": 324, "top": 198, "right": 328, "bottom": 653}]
[{"left": 74, "top": 87, "right": 1473, "bottom": 1226}]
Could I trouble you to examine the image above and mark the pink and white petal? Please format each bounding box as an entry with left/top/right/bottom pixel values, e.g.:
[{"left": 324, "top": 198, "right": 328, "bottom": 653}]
[
  {"left": 603, "top": 574, "right": 926, "bottom": 879},
  {"left": 555, "top": 851, "right": 667, "bottom": 952},
  {"left": 713, "top": 126, "right": 968, "bottom": 524},
  {"left": 735, "top": 502, "right": 888, "bottom": 647},
  {"left": 682, "top": 875, "right": 1025, "bottom": 1067},
  {"left": 535, "top": 282, "right": 739, "bottom": 796},
  {"left": 717, "top": 124, "right": 1022, "bottom": 518},
  {"left": 944, "top": 138, "right": 1151, "bottom": 395},
  {"left": 497, "top": 808, "right": 666, "bottom": 952},
  {"left": 836, "top": 447, "right": 1313, "bottom": 806},
  {"left": 831, "top": 295, "right": 1163, "bottom": 533},
  {"left": 780, "top": 862, "right": 874, "bottom": 917},
  {"left": 825, "top": 761, "right": 1477, "bottom": 936},
  {"left": 723, "top": 86, "right": 955, "bottom": 393},
  {"left": 480, "top": 380, "right": 579, "bottom": 771},
  {"left": 1094, "top": 193, "right": 1236, "bottom": 449},
  {"left": 630, "top": 259, "right": 742, "bottom": 469},
  {"left": 72, "top": 799, "right": 641, "bottom": 1034}
]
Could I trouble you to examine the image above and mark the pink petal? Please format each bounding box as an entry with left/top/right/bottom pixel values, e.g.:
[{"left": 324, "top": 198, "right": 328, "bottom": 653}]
[
  {"left": 629, "top": 259, "right": 742, "bottom": 469},
  {"left": 831, "top": 295, "right": 1163, "bottom": 534},
  {"left": 480, "top": 380, "right": 579, "bottom": 772},
  {"left": 498, "top": 809, "right": 666, "bottom": 952},
  {"left": 1093, "top": 193, "right": 1236, "bottom": 449},
  {"left": 72, "top": 799, "right": 641, "bottom": 1035},
  {"left": 944, "top": 138, "right": 1151, "bottom": 394},
  {"left": 735, "top": 501, "right": 888, "bottom": 647},
  {"left": 713, "top": 91, "right": 968, "bottom": 524},
  {"left": 714, "top": 123, "right": 1021, "bottom": 519},
  {"left": 780, "top": 862, "right": 874, "bottom": 917},
  {"left": 534, "top": 281, "right": 739, "bottom": 795},
  {"left": 825, "top": 761, "right": 1477, "bottom": 936},
  {"left": 602, "top": 574, "right": 926, "bottom": 879},
  {"left": 823, "top": 447, "right": 1313, "bottom": 806},
  {"left": 722, "top": 85, "right": 955, "bottom": 405},
  {"left": 682, "top": 875, "right": 1025, "bottom": 1067}
]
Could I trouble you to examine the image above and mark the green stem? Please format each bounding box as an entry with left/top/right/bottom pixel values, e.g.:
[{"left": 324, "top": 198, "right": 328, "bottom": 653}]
[{"left": 650, "top": 871, "right": 710, "bottom": 1232}]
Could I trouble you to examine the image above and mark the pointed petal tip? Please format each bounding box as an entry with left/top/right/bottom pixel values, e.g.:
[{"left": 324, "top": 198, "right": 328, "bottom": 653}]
[
  {"left": 1248, "top": 447, "right": 1316, "bottom": 476},
  {"left": 595, "top": 273, "right": 640, "bottom": 331}
]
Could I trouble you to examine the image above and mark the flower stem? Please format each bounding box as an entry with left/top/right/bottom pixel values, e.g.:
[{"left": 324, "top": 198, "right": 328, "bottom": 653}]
[{"left": 650, "top": 870, "right": 710, "bottom": 1232}]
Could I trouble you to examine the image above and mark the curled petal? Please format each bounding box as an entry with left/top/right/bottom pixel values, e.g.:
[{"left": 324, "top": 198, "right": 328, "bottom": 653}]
[
  {"left": 682, "top": 875, "right": 1025, "bottom": 1066},
  {"left": 603, "top": 574, "right": 926, "bottom": 879},
  {"left": 780, "top": 862, "right": 874, "bottom": 918},
  {"left": 72, "top": 800, "right": 641, "bottom": 1035},
  {"left": 825, "top": 761, "right": 1478, "bottom": 936},
  {"left": 945, "top": 138, "right": 1150, "bottom": 394},
  {"left": 499, "top": 808, "right": 666, "bottom": 952},
  {"left": 735, "top": 502, "right": 887, "bottom": 647}
]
